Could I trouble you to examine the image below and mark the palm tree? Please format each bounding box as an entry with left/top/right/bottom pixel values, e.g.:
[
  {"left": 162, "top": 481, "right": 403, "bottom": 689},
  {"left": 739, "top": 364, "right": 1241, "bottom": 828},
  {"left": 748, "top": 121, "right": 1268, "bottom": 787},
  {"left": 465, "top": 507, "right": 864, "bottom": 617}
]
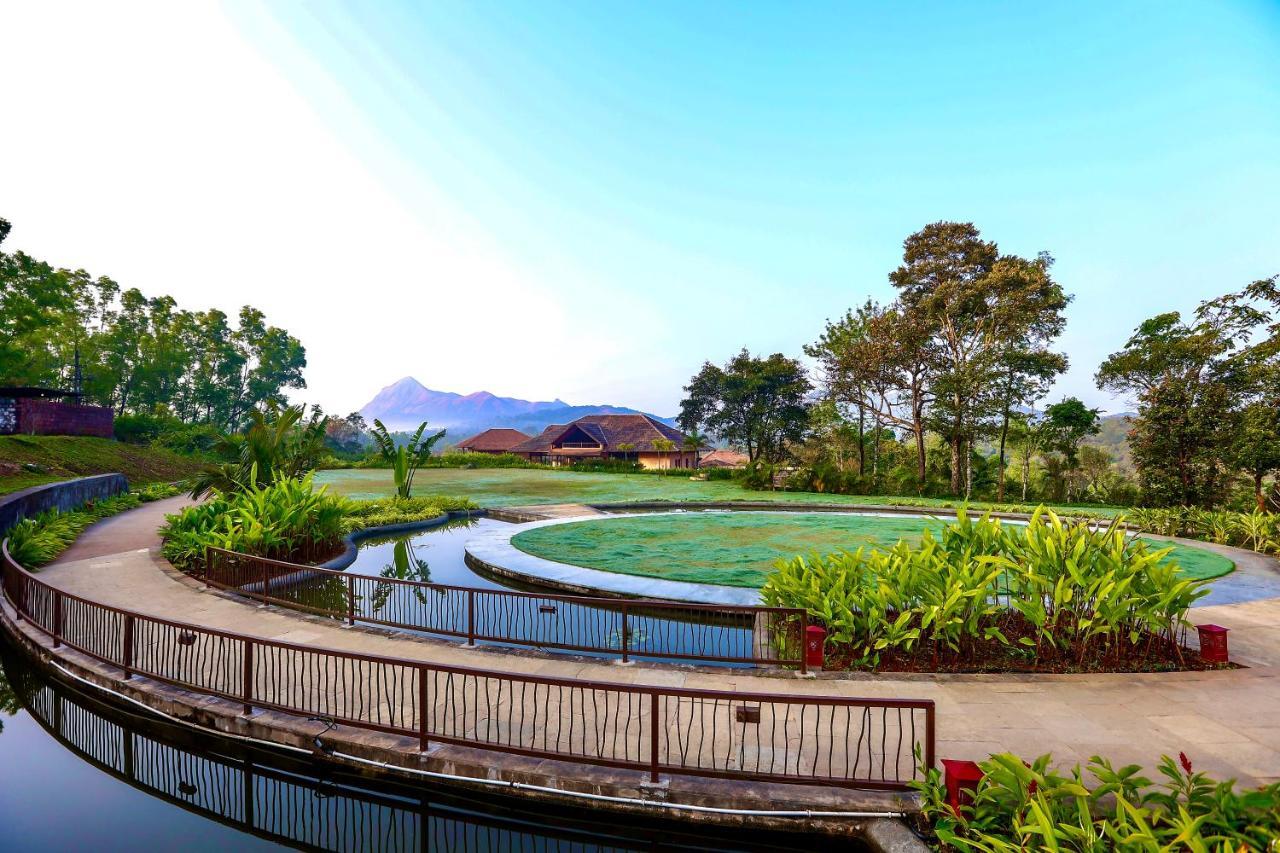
[
  {"left": 369, "top": 419, "right": 447, "bottom": 499},
  {"left": 682, "top": 430, "right": 708, "bottom": 469},
  {"left": 651, "top": 437, "right": 677, "bottom": 469},
  {"left": 615, "top": 442, "right": 636, "bottom": 471},
  {"left": 190, "top": 403, "right": 327, "bottom": 499}
]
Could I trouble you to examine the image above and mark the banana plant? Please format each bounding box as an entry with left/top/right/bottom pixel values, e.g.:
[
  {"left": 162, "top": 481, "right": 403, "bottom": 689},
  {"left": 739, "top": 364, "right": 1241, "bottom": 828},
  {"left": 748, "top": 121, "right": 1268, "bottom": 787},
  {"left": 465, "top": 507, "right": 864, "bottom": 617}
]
[{"left": 369, "top": 419, "right": 447, "bottom": 499}]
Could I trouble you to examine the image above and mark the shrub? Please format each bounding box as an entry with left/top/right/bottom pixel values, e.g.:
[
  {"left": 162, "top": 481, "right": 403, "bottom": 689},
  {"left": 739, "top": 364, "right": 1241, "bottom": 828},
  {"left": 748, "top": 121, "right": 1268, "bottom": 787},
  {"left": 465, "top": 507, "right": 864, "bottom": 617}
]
[
  {"left": 1127, "top": 507, "right": 1280, "bottom": 554},
  {"left": 914, "top": 750, "right": 1280, "bottom": 851},
  {"left": 342, "top": 495, "right": 479, "bottom": 532},
  {"left": 761, "top": 508, "right": 1208, "bottom": 671},
  {"left": 5, "top": 492, "right": 145, "bottom": 568},
  {"left": 161, "top": 475, "right": 350, "bottom": 568}
]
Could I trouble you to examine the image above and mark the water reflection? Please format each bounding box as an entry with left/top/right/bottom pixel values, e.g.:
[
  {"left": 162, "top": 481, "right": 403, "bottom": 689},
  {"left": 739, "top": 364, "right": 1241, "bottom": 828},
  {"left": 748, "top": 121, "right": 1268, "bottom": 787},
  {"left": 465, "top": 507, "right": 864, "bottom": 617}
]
[{"left": 0, "top": 641, "right": 836, "bottom": 851}]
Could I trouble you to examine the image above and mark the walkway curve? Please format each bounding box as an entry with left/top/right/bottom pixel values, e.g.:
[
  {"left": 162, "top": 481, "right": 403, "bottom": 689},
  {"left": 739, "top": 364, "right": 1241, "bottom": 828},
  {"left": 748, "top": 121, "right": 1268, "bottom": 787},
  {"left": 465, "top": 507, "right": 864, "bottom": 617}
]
[{"left": 11, "top": 496, "right": 1280, "bottom": 797}]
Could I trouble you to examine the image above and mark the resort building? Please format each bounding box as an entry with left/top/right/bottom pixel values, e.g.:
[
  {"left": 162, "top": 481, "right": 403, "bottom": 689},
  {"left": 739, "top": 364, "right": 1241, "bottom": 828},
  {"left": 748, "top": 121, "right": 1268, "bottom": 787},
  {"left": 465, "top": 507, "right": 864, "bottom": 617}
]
[
  {"left": 697, "top": 448, "right": 749, "bottom": 469},
  {"left": 509, "top": 414, "right": 699, "bottom": 469},
  {"left": 454, "top": 428, "right": 530, "bottom": 454}
]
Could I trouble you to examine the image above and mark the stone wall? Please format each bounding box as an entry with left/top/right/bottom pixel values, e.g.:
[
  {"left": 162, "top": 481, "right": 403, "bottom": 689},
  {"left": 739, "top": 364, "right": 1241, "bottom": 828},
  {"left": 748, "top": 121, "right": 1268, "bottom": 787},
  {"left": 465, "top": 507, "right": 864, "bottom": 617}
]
[
  {"left": 0, "top": 474, "right": 129, "bottom": 537},
  {"left": 0, "top": 398, "right": 15, "bottom": 434},
  {"left": 11, "top": 399, "right": 114, "bottom": 438}
]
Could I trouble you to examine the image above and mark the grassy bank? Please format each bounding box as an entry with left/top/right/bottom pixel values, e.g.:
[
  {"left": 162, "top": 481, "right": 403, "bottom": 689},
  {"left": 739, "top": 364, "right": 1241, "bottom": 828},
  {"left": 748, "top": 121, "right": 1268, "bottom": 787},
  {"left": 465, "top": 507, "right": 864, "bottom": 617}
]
[
  {"left": 0, "top": 436, "right": 205, "bottom": 496},
  {"left": 315, "top": 468, "right": 1124, "bottom": 516}
]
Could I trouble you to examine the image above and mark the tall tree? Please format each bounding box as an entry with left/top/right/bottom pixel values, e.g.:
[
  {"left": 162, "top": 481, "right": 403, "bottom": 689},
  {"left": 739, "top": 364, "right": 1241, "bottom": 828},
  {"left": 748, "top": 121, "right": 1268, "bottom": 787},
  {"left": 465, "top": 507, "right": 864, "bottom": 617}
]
[
  {"left": 888, "top": 222, "right": 1069, "bottom": 495},
  {"left": 1096, "top": 282, "right": 1273, "bottom": 506},
  {"left": 680, "top": 349, "right": 811, "bottom": 464}
]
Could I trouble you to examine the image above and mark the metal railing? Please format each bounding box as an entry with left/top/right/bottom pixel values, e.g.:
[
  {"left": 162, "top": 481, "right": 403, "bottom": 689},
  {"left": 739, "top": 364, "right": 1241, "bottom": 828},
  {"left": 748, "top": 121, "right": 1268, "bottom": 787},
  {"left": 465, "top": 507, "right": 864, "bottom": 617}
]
[
  {"left": 3, "top": 540, "right": 935, "bottom": 791},
  {"left": 202, "top": 546, "right": 809, "bottom": 669}
]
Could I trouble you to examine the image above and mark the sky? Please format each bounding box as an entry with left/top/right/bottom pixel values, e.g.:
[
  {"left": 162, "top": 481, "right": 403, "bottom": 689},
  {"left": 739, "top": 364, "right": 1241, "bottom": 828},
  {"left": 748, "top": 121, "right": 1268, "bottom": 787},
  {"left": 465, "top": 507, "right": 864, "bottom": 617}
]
[{"left": 2, "top": 1, "right": 1278, "bottom": 417}]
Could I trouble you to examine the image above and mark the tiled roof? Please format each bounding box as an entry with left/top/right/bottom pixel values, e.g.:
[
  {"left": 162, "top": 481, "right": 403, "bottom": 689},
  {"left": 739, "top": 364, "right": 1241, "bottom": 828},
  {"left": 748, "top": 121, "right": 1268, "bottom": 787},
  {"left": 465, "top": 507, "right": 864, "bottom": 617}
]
[
  {"left": 508, "top": 413, "right": 691, "bottom": 454},
  {"left": 455, "top": 428, "right": 530, "bottom": 452},
  {"left": 509, "top": 424, "right": 567, "bottom": 454}
]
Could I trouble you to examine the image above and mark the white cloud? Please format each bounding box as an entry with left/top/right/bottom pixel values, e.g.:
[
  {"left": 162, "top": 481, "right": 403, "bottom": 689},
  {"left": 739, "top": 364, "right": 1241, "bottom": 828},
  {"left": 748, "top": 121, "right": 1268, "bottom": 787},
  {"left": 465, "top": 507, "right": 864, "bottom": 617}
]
[{"left": 0, "top": 1, "right": 635, "bottom": 413}]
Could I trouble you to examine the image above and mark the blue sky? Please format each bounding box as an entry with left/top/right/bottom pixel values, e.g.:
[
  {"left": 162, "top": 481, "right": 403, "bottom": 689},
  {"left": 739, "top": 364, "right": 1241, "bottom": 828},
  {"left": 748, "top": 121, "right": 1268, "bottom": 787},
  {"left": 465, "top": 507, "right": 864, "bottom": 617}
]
[{"left": 4, "top": 2, "right": 1279, "bottom": 415}]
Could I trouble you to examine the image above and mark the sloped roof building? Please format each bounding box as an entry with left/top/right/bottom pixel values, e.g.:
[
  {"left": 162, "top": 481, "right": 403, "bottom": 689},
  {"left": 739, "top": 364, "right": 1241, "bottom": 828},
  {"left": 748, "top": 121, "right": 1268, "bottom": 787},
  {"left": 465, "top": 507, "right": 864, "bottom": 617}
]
[
  {"left": 509, "top": 414, "right": 698, "bottom": 469},
  {"left": 455, "top": 428, "right": 531, "bottom": 454}
]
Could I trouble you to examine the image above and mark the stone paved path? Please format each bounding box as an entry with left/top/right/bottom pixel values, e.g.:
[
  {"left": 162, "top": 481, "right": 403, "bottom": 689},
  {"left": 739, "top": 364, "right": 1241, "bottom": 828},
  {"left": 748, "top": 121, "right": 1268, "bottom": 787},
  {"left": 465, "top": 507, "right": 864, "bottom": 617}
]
[{"left": 35, "top": 497, "right": 1280, "bottom": 787}]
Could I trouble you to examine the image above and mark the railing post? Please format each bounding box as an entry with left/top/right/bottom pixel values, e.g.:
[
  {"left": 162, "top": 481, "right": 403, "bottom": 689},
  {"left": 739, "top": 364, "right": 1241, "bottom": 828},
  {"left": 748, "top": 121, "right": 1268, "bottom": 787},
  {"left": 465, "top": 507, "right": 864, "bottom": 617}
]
[
  {"left": 242, "top": 641, "right": 254, "bottom": 715},
  {"left": 799, "top": 610, "right": 808, "bottom": 675},
  {"left": 466, "top": 590, "right": 475, "bottom": 646},
  {"left": 52, "top": 589, "right": 62, "bottom": 648},
  {"left": 621, "top": 606, "right": 630, "bottom": 664},
  {"left": 347, "top": 574, "right": 356, "bottom": 626},
  {"left": 925, "top": 702, "right": 936, "bottom": 774},
  {"left": 649, "top": 692, "right": 660, "bottom": 783},
  {"left": 261, "top": 561, "right": 270, "bottom": 604},
  {"left": 203, "top": 546, "right": 212, "bottom": 588},
  {"left": 418, "top": 666, "right": 429, "bottom": 751},
  {"left": 122, "top": 614, "right": 135, "bottom": 680}
]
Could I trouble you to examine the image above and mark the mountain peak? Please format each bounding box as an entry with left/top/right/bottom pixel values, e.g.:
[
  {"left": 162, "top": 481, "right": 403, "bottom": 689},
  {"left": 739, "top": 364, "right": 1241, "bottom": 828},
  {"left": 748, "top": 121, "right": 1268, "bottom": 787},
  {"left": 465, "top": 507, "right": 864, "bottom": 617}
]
[{"left": 359, "top": 379, "right": 673, "bottom": 436}]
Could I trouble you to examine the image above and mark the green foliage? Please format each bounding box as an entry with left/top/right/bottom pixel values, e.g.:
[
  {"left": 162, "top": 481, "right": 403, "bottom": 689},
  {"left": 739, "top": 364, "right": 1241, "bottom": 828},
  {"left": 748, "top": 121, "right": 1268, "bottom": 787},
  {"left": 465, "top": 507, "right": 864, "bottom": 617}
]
[
  {"left": 915, "top": 750, "right": 1280, "bottom": 851},
  {"left": 4, "top": 491, "right": 155, "bottom": 568},
  {"left": 761, "top": 508, "right": 1208, "bottom": 669},
  {"left": 189, "top": 403, "right": 328, "bottom": 499},
  {"left": 1, "top": 218, "right": 306, "bottom": 431},
  {"left": 369, "top": 419, "right": 447, "bottom": 499},
  {"left": 114, "top": 411, "right": 223, "bottom": 455},
  {"left": 680, "top": 348, "right": 811, "bottom": 464},
  {"left": 342, "top": 494, "right": 478, "bottom": 532},
  {"left": 1128, "top": 506, "right": 1280, "bottom": 555},
  {"left": 161, "top": 474, "right": 351, "bottom": 568}
]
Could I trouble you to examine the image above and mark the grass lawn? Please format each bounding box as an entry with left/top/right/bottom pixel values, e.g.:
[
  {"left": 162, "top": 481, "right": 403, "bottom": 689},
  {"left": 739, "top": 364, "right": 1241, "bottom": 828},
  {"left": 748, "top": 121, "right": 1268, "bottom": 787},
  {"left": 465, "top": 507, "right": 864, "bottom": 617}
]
[
  {"left": 0, "top": 435, "right": 205, "bottom": 496},
  {"left": 510, "top": 511, "right": 1234, "bottom": 588},
  {"left": 315, "top": 467, "right": 1125, "bottom": 516}
]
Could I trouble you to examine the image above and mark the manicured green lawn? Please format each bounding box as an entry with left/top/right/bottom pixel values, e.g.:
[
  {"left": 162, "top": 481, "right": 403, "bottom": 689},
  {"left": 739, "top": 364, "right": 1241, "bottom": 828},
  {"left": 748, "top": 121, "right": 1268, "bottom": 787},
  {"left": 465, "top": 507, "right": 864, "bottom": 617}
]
[
  {"left": 315, "top": 468, "right": 1124, "bottom": 516},
  {"left": 510, "top": 511, "right": 1234, "bottom": 588}
]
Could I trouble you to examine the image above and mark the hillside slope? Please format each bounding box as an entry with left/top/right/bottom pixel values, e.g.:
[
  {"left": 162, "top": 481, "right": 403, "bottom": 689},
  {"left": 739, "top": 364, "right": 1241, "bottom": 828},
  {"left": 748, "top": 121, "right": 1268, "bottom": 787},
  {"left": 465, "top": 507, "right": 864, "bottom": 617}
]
[{"left": 0, "top": 436, "right": 205, "bottom": 495}]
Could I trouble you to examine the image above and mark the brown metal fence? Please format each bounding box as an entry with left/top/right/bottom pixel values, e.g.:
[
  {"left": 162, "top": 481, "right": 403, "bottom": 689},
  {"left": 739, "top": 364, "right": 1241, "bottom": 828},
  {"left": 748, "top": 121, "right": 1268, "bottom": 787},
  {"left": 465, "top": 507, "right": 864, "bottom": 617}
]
[
  {"left": 3, "top": 541, "right": 935, "bottom": 790},
  {"left": 203, "top": 546, "right": 808, "bottom": 669}
]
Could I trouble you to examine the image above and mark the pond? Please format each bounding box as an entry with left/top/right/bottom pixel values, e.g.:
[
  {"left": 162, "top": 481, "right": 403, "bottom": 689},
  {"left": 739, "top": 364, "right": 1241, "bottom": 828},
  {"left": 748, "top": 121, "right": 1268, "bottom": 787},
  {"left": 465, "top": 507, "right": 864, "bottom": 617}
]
[
  {"left": 0, "top": 638, "right": 853, "bottom": 852},
  {"left": 338, "top": 517, "right": 760, "bottom": 665}
]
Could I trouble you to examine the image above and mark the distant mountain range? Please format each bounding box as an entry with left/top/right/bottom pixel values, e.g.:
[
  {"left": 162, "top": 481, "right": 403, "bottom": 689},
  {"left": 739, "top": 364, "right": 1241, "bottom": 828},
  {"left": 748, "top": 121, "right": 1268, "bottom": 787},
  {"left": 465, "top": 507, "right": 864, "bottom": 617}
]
[{"left": 358, "top": 377, "right": 675, "bottom": 442}]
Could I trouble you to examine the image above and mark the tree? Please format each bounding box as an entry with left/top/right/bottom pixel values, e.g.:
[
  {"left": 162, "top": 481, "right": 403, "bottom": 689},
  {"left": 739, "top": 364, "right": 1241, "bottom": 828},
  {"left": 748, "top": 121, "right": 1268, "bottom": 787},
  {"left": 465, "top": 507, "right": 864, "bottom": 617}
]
[
  {"left": 1040, "top": 398, "right": 1101, "bottom": 501},
  {"left": 887, "top": 223, "right": 1069, "bottom": 496},
  {"left": 889, "top": 222, "right": 999, "bottom": 493},
  {"left": 369, "top": 419, "right": 447, "bottom": 499},
  {"left": 1096, "top": 298, "right": 1258, "bottom": 506},
  {"left": 651, "top": 437, "right": 676, "bottom": 469},
  {"left": 189, "top": 403, "right": 328, "bottom": 498},
  {"left": 985, "top": 254, "right": 1071, "bottom": 500},
  {"left": 679, "top": 349, "right": 811, "bottom": 464},
  {"left": 681, "top": 429, "right": 708, "bottom": 469},
  {"left": 807, "top": 301, "right": 934, "bottom": 487}
]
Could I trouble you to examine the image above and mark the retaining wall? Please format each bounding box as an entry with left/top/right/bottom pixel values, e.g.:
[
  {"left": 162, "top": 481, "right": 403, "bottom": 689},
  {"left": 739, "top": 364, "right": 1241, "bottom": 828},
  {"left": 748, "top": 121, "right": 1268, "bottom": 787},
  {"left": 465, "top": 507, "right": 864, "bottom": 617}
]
[{"left": 0, "top": 474, "right": 129, "bottom": 535}]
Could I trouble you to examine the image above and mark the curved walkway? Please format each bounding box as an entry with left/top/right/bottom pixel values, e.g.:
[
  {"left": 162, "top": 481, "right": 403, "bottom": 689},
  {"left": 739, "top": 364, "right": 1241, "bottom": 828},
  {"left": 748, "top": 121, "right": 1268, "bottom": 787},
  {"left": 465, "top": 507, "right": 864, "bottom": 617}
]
[{"left": 25, "top": 497, "right": 1280, "bottom": 789}]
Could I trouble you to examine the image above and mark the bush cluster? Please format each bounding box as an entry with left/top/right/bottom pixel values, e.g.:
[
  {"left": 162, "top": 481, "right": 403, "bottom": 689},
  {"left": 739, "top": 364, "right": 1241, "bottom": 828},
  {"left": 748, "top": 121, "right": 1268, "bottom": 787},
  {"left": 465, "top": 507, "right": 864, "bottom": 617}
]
[
  {"left": 1127, "top": 506, "right": 1279, "bottom": 554},
  {"left": 761, "top": 509, "right": 1207, "bottom": 670},
  {"left": 915, "top": 750, "right": 1279, "bottom": 851},
  {"left": 5, "top": 482, "right": 181, "bottom": 568},
  {"left": 161, "top": 477, "right": 480, "bottom": 568},
  {"left": 342, "top": 494, "right": 479, "bottom": 532},
  {"left": 161, "top": 475, "right": 349, "bottom": 568}
]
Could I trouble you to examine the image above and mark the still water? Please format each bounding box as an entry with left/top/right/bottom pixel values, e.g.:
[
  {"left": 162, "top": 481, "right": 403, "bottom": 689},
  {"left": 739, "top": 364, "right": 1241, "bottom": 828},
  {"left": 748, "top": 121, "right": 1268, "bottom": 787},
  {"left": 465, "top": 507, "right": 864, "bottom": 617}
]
[
  {"left": 342, "top": 517, "right": 757, "bottom": 666},
  {"left": 0, "top": 640, "right": 846, "bottom": 851}
]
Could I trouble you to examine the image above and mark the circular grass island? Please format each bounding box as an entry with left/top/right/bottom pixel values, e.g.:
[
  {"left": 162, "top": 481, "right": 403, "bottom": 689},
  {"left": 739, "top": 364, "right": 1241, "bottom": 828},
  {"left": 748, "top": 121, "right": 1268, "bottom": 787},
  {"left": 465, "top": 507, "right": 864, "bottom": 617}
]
[{"left": 509, "top": 510, "right": 1234, "bottom": 589}]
